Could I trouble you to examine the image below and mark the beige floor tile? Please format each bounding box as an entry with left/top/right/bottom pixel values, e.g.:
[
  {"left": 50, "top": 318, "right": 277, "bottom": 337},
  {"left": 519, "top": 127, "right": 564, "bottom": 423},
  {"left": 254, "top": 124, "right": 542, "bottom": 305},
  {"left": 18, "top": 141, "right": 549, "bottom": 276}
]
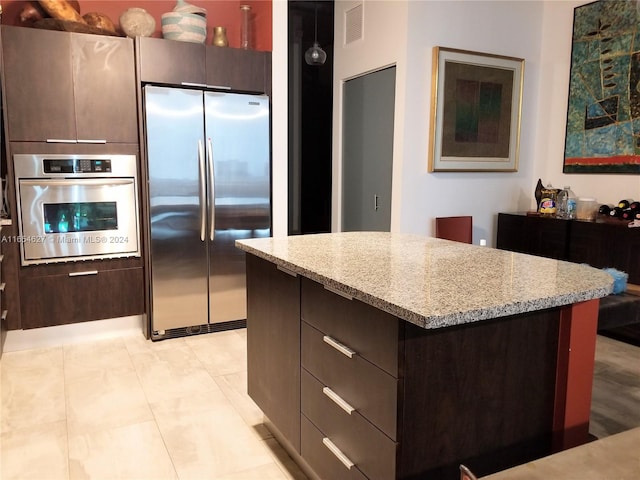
[
  {"left": 129, "top": 341, "right": 220, "bottom": 404},
  {"left": 68, "top": 420, "right": 177, "bottom": 480},
  {"left": 0, "top": 420, "right": 69, "bottom": 480},
  {"left": 263, "top": 437, "right": 309, "bottom": 480},
  {"left": 66, "top": 369, "right": 153, "bottom": 436},
  {"left": 151, "top": 391, "right": 274, "bottom": 479},
  {"left": 185, "top": 330, "right": 247, "bottom": 377},
  {"left": 214, "top": 370, "right": 273, "bottom": 440},
  {"left": 212, "top": 462, "right": 289, "bottom": 480},
  {"left": 63, "top": 338, "right": 134, "bottom": 383},
  {"left": 123, "top": 333, "right": 186, "bottom": 356},
  {"left": 1, "top": 347, "right": 66, "bottom": 433}
]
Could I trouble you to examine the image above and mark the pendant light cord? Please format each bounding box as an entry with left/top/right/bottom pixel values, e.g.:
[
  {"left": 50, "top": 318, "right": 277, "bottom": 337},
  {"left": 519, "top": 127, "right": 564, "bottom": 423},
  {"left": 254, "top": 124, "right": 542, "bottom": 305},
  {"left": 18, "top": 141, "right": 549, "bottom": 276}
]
[{"left": 314, "top": 2, "right": 318, "bottom": 43}]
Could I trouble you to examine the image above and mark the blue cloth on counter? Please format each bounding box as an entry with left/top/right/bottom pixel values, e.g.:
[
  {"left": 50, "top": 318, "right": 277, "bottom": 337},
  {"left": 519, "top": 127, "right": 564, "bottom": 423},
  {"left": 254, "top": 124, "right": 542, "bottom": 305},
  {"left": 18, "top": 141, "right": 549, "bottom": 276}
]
[{"left": 603, "top": 268, "right": 628, "bottom": 294}]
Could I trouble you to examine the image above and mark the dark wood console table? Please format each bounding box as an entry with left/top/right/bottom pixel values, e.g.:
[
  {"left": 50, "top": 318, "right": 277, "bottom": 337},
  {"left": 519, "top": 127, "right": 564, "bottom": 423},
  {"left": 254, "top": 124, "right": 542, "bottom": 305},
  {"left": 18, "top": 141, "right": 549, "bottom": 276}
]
[{"left": 497, "top": 213, "right": 640, "bottom": 344}]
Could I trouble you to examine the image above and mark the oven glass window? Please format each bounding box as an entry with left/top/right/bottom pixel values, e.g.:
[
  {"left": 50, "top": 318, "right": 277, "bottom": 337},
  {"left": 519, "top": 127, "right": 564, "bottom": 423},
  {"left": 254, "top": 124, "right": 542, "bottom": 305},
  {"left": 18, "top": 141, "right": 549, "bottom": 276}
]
[{"left": 43, "top": 202, "right": 118, "bottom": 234}]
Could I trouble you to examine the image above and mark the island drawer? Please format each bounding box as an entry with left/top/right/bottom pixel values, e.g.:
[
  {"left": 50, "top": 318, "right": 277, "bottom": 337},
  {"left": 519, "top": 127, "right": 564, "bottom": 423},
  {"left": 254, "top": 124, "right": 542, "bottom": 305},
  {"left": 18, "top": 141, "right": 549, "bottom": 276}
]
[
  {"left": 302, "top": 321, "right": 398, "bottom": 440},
  {"left": 301, "top": 277, "right": 400, "bottom": 376},
  {"left": 301, "top": 368, "right": 396, "bottom": 480},
  {"left": 301, "top": 414, "right": 370, "bottom": 480}
]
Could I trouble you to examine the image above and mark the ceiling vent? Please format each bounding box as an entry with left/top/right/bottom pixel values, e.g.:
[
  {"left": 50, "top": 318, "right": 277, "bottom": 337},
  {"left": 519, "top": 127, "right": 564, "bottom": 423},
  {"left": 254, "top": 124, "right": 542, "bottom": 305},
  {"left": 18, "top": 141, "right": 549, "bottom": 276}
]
[{"left": 344, "top": 3, "right": 363, "bottom": 45}]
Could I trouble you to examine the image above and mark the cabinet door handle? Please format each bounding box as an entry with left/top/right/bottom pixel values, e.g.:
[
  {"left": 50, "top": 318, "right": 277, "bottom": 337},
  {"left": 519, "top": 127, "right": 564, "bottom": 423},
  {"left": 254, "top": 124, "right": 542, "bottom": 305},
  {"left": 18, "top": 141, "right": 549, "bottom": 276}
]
[
  {"left": 206, "top": 84, "right": 232, "bottom": 90},
  {"left": 68, "top": 270, "right": 98, "bottom": 277},
  {"left": 323, "top": 335, "right": 356, "bottom": 359},
  {"left": 1, "top": 310, "right": 7, "bottom": 321},
  {"left": 77, "top": 139, "right": 107, "bottom": 144},
  {"left": 323, "top": 284, "right": 353, "bottom": 300},
  {"left": 0, "top": 282, "right": 5, "bottom": 292},
  {"left": 181, "top": 82, "right": 208, "bottom": 88},
  {"left": 0, "top": 254, "right": 4, "bottom": 263},
  {"left": 322, "top": 386, "right": 355, "bottom": 415},
  {"left": 46, "top": 139, "right": 77, "bottom": 144},
  {"left": 277, "top": 265, "right": 297, "bottom": 277},
  {"left": 322, "top": 437, "right": 354, "bottom": 470}
]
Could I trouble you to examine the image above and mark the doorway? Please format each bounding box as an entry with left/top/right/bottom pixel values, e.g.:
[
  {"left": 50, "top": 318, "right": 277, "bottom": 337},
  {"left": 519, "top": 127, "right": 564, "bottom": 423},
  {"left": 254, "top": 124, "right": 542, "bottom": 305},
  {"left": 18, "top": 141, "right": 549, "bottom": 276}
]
[{"left": 342, "top": 66, "right": 396, "bottom": 232}]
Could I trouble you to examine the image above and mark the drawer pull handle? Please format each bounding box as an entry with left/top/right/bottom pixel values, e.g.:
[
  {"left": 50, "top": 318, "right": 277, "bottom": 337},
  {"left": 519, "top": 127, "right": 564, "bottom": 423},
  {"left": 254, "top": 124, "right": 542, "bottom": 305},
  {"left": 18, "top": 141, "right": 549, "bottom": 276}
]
[
  {"left": 322, "top": 386, "right": 355, "bottom": 415},
  {"left": 206, "top": 84, "right": 232, "bottom": 90},
  {"left": 77, "top": 139, "right": 107, "bottom": 144},
  {"left": 0, "top": 282, "right": 5, "bottom": 292},
  {"left": 322, "top": 437, "right": 354, "bottom": 470},
  {"left": 323, "top": 284, "right": 353, "bottom": 300},
  {"left": 1, "top": 310, "right": 7, "bottom": 321},
  {"left": 0, "top": 254, "right": 4, "bottom": 263},
  {"left": 46, "top": 138, "right": 77, "bottom": 144},
  {"left": 68, "top": 270, "right": 98, "bottom": 277},
  {"left": 323, "top": 335, "right": 356, "bottom": 359},
  {"left": 277, "top": 265, "right": 298, "bottom": 277}
]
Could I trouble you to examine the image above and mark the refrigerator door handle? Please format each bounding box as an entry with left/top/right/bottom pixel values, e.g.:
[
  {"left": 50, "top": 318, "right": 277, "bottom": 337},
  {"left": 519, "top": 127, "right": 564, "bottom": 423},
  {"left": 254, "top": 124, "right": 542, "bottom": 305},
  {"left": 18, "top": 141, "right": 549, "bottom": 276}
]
[
  {"left": 207, "top": 137, "right": 215, "bottom": 241},
  {"left": 198, "top": 139, "right": 206, "bottom": 242}
]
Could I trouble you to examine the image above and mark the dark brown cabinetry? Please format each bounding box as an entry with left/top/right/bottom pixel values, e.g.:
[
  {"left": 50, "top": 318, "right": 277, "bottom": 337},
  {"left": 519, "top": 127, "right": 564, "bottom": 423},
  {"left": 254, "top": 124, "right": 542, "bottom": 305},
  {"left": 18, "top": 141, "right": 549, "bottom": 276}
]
[
  {"left": 19, "top": 258, "right": 144, "bottom": 330},
  {"left": 497, "top": 213, "right": 640, "bottom": 283},
  {"left": 246, "top": 255, "right": 301, "bottom": 451},
  {"left": 497, "top": 213, "right": 640, "bottom": 345},
  {"left": 1, "top": 26, "right": 138, "bottom": 143},
  {"left": 246, "top": 253, "right": 559, "bottom": 479},
  {"left": 0, "top": 223, "right": 22, "bottom": 332},
  {"left": 137, "top": 36, "right": 271, "bottom": 94}
]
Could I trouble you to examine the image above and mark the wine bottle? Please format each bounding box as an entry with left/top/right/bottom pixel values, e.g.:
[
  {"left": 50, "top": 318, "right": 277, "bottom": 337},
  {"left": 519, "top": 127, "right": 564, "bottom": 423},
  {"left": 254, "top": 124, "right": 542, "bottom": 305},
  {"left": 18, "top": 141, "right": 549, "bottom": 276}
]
[
  {"left": 618, "top": 199, "right": 630, "bottom": 209},
  {"left": 629, "top": 201, "right": 640, "bottom": 211},
  {"left": 609, "top": 206, "right": 624, "bottom": 218},
  {"left": 598, "top": 204, "right": 612, "bottom": 215},
  {"left": 621, "top": 208, "right": 635, "bottom": 220}
]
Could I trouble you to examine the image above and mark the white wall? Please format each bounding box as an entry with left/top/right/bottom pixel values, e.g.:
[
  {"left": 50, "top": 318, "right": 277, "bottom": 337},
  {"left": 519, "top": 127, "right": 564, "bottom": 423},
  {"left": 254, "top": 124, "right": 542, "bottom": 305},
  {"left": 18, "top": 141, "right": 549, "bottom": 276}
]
[
  {"left": 400, "top": 1, "right": 545, "bottom": 244},
  {"left": 332, "top": 0, "right": 409, "bottom": 232},
  {"left": 304, "top": 0, "right": 638, "bottom": 245},
  {"left": 271, "top": 0, "right": 288, "bottom": 237},
  {"left": 332, "top": 0, "right": 545, "bottom": 245},
  {"left": 536, "top": 0, "right": 640, "bottom": 205}
]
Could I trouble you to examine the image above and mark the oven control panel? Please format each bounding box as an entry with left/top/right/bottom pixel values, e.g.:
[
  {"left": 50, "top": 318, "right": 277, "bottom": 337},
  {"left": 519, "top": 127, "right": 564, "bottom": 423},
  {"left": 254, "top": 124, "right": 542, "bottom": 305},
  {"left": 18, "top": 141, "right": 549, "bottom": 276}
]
[{"left": 43, "top": 159, "right": 112, "bottom": 174}]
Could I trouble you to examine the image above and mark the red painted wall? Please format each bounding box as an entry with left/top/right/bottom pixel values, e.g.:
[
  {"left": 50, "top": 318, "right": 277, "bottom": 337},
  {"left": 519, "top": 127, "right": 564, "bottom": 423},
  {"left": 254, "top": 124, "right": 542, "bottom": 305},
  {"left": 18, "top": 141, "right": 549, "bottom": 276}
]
[{"left": 0, "top": 0, "right": 272, "bottom": 50}]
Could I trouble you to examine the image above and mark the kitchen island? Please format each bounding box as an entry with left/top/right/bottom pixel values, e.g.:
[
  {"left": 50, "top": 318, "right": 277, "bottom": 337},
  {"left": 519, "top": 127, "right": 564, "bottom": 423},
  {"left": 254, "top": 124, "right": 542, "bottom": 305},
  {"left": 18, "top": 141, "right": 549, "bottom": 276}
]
[{"left": 236, "top": 232, "right": 613, "bottom": 480}]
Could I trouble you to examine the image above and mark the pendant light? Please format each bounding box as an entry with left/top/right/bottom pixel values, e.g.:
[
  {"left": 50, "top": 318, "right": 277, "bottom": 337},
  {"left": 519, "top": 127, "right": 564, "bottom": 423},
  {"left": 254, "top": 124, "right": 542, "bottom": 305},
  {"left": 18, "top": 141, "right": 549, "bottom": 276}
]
[{"left": 304, "top": 2, "right": 327, "bottom": 66}]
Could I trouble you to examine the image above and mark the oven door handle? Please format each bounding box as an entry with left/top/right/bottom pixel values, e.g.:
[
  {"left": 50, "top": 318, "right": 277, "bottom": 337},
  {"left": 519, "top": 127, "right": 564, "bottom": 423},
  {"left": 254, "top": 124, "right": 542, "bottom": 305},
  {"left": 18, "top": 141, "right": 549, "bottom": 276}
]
[
  {"left": 18, "top": 178, "right": 135, "bottom": 187},
  {"left": 198, "top": 139, "right": 206, "bottom": 242},
  {"left": 207, "top": 137, "right": 215, "bottom": 242}
]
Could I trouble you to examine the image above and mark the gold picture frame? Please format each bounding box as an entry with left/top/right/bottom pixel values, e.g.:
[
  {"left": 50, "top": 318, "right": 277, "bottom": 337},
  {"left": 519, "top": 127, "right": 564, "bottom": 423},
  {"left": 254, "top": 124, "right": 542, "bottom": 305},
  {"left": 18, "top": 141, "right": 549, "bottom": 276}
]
[{"left": 428, "top": 47, "right": 524, "bottom": 172}]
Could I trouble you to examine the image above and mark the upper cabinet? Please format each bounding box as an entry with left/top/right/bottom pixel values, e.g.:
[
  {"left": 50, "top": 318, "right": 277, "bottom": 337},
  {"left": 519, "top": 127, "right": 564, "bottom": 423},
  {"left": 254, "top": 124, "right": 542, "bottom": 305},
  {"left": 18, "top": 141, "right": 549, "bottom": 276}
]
[
  {"left": 137, "top": 36, "right": 271, "bottom": 95},
  {"left": 1, "top": 26, "right": 138, "bottom": 144}
]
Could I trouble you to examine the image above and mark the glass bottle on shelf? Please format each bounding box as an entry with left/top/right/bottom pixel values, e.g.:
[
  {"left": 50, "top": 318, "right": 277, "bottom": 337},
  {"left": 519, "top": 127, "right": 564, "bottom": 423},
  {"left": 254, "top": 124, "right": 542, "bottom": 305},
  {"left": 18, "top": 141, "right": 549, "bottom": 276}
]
[{"left": 240, "top": 4, "right": 251, "bottom": 49}]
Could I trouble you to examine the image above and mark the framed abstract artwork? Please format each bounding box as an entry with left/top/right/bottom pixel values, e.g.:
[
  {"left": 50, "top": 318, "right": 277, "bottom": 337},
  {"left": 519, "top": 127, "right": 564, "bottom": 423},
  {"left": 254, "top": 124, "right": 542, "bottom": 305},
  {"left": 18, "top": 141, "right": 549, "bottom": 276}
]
[
  {"left": 428, "top": 47, "right": 524, "bottom": 172},
  {"left": 563, "top": 0, "right": 640, "bottom": 174}
]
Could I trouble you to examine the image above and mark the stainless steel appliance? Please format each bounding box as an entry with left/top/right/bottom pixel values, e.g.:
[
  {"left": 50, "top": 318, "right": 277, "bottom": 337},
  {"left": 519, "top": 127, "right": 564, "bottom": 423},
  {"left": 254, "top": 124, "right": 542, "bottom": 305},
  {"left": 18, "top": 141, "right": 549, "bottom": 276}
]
[
  {"left": 14, "top": 154, "right": 140, "bottom": 265},
  {"left": 143, "top": 86, "right": 270, "bottom": 339}
]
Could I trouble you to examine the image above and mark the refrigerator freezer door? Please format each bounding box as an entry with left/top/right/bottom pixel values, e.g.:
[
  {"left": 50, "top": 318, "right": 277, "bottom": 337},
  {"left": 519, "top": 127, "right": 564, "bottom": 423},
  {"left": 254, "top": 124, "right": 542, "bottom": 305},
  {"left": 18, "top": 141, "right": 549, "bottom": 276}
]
[
  {"left": 204, "top": 92, "right": 271, "bottom": 323},
  {"left": 145, "top": 86, "right": 209, "bottom": 333}
]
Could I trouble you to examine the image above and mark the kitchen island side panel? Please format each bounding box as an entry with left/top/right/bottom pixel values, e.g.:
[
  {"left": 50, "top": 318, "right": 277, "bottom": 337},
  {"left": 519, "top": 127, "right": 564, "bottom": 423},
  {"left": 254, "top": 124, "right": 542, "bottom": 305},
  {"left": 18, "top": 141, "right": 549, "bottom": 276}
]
[
  {"left": 246, "top": 254, "right": 301, "bottom": 452},
  {"left": 398, "top": 309, "right": 560, "bottom": 479}
]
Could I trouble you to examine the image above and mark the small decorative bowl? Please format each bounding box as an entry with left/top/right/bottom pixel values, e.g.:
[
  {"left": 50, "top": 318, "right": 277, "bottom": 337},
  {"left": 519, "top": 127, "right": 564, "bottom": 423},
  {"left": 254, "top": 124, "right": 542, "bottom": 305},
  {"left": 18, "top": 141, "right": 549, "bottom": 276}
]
[{"left": 161, "top": 12, "right": 207, "bottom": 43}]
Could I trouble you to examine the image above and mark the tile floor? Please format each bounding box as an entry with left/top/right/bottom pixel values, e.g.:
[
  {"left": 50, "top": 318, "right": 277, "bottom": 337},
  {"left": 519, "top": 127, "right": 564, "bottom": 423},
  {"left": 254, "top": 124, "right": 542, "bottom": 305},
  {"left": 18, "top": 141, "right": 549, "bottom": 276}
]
[
  {"left": 1, "top": 330, "right": 638, "bottom": 479},
  {"left": 0, "top": 329, "right": 308, "bottom": 480}
]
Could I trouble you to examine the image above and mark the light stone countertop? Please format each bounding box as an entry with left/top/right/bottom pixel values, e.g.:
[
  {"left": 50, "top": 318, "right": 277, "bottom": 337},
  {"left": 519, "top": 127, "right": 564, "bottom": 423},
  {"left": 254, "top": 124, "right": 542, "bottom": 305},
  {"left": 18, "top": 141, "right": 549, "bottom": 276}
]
[
  {"left": 480, "top": 426, "right": 640, "bottom": 479},
  {"left": 236, "top": 232, "right": 614, "bottom": 330}
]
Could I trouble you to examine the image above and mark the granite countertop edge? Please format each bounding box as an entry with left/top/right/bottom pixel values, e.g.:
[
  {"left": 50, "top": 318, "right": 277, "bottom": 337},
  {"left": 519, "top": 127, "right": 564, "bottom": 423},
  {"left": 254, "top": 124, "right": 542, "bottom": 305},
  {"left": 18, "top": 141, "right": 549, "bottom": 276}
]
[{"left": 236, "top": 241, "right": 613, "bottom": 329}]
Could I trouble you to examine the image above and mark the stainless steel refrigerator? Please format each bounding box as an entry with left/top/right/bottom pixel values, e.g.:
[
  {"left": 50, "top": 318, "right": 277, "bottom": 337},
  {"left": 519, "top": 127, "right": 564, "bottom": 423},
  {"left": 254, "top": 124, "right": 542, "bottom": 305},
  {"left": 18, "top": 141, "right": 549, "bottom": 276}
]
[{"left": 144, "top": 85, "right": 270, "bottom": 339}]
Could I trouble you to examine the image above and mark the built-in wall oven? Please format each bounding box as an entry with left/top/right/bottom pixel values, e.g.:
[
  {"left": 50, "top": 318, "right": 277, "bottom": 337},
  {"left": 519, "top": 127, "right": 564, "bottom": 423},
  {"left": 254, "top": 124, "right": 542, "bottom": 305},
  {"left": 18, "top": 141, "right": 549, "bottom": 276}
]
[{"left": 14, "top": 154, "right": 140, "bottom": 265}]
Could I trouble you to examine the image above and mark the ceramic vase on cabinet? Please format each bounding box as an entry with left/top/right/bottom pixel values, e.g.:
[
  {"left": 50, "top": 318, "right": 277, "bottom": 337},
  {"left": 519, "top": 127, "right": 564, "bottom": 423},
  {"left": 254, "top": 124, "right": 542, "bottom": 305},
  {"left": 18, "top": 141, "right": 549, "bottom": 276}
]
[
  {"left": 119, "top": 8, "right": 155, "bottom": 38},
  {"left": 212, "top": 26, "right": 228, "bottom": 47}
]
